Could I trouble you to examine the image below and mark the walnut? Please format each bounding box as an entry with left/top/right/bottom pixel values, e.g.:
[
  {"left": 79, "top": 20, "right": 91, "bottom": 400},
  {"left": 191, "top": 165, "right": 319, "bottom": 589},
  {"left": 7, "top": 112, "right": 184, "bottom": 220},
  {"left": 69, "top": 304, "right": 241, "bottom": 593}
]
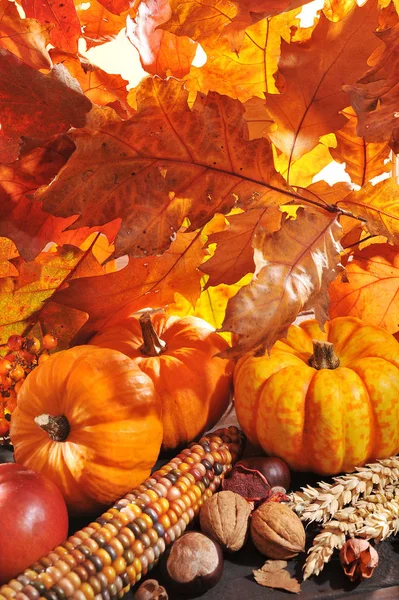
[
  {"left": 199, "top": 490, "right": 252, "bottom": 552},
  {"left": 250, "top": 501, "right": 306, "bottom": 559}
]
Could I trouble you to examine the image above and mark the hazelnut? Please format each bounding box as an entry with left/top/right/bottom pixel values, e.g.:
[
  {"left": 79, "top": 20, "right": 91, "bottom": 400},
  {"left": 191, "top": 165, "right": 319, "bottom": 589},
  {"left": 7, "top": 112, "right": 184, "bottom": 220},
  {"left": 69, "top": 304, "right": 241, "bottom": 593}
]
[
  {"left": 200, "top": 490, "right": 252, "bottom": 552},
  {"left": 250, "top": 501, "right": 305, "bottom": 559},
  {"left": 134, "top": 579, "right": 168, "bottom": 599}
]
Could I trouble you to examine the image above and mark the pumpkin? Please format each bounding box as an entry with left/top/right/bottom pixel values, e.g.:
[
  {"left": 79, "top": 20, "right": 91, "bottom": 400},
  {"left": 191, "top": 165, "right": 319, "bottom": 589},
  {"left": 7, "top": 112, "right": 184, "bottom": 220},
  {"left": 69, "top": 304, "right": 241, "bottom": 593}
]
[
  {"left": 234, "top": 316, "right": 399, "bottom": 475},
  {"left": 10, "top": 345, "right": 163, "bottom": 514},
  {"left": 89, "top": 312, "right": 233, "bottom": 451}
]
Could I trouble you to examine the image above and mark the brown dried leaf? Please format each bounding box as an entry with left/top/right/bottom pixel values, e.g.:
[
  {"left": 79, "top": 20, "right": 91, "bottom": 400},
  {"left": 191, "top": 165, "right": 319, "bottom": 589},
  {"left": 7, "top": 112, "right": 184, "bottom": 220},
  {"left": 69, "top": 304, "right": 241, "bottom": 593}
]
[
  {"left": 126, "top": 0, "right": 197, "bottom": 79},
  {"left": 253, "top": 560, "right": 301, "bottom": 593},
  {"left": 266, "top": 1, "right": 381, "bottom": 179},
  {"left": 338, "top": 178, "right": 399, "bottom": 245},
  {"left": 0, "top": 0, "right": 52, "bottom": 69},
  {"left": 219, "top": 208, "right": 343, "bottom": 357},
  {"left": 37, "top": 77, "right": 292, "bottom": 259},
  {"left": 21, "top": 0, "right": 81, "bottom": 54},
  {"left": 329, "top": 243, "right": 399, "bottom": 332},
  {"left": 330, "top": 108, "right": 391, "bottom": 187},
  {"left": 0, "top": 51, "right": 91, "bottom": 163}
]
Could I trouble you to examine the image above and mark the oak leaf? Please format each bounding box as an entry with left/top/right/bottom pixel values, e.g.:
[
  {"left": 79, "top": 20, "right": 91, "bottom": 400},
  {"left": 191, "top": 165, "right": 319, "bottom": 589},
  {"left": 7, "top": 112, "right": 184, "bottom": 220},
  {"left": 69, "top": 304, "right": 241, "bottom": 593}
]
[
  {"left": 201, "top": 207, "right": 282, "bottom": 287},
  {"left": 52, "top": 229, "right": 208, "bottom": 339},
  {"left": 37, "top": 77, "right": 293, "bottom": 259},
  {"left": 219, "top": 207, "right": 343, "bottom": 357},
  {"left": 338, "top": 178, "right": 399, "bottom": 246},
  {"left": 265, "top": 0, "right": 381, "bottom": 180},
  {"left": 0, "top": 0, "right": 52, "bottom": 69},
  {"left": 126, "top": 0, "right": 197, "bottom": 79},
  {"left": 0, "top": 51, "right": 91, "bottom": 163},
  {"left": 330, "top": 108, "right": 391, "bottom": 187},
  {"left": 344, "top": 22, "right": 399, "bottom": 151},
  {"left": 77, "top": 0, "right": 129, "bottom": 49},
  {"left": 50, "top": 51, "right": 132, "bottom": 117},
  {"left": 329, "top": 243, "right": 399, "bottom": 333},
  {"left": 21, "top": 0, "right": 81, "bottom": 54}
]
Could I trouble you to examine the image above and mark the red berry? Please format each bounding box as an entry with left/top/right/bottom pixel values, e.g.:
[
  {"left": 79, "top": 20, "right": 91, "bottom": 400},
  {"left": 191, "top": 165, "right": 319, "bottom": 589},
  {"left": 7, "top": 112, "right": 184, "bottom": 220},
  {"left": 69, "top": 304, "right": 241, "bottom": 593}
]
[
  {"left": 42, "top": 334, "right": 58, "bottom": 351},
  {"left": 10, "top": 365, "right": 25, "bottom": 382},
  {"left": 0, "top": 360, "right": 12, "bottom": 376},
  {"left": 24, "top": 337, "right": 40, "bottom": 354},
  {"left": 7, "top": 335, "right": 23, "bottom": 352}
]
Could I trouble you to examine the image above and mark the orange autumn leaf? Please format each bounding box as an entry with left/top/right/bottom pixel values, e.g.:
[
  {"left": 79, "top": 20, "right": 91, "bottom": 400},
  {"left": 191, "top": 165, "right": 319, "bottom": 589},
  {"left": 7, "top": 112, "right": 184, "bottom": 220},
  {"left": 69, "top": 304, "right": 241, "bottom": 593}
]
[
  {"left": 265, "top": 1, "right": 381, "bottom": 180},
  {"left": 219, "top": 207, "right": 343, "bottom": 357},
  {"left": 201, "top": 207, "right": 282, "bottom": 287},
  {"left": 37, "top": 77, "right": 294, "bottom": 259},
  {"left": 53, "top": 229, "right": 208, "bottom": 339},
  {"left": 0, "top": 239, "right": 18, "bottom": 278},
  {"left": 0, "top": 0, "right": 52, "bottom": 69},
  {"left": 21, "top": 0, "right": 81, "bottom": 54},
  {"left": 50, "top": 51, "right": 133, "bottom": 116},
  {"left": 126, "top": 0, "right": 198, "bottom": 79},
  {"left": 338, "top": 178, "right": 399, "bottom": 245},
  {"left": 329, "top": 243, "right": 399, "bottom": 332},
  {"left": 323, "top": 0, "right": 356, "bottom": 21},
  {"left": 344, "top": 22, "right": 399, "bottom": 152},
  {"left": 77, "top": 0, "right": 129, "bottom": 49},
  {"left": 0, "top": 51, "right": 91, "bottom": 163},
  {"left": 330, "top": 108, "right": 391, "bottom": 187},
  {"left": 183, "top": 10, "right": 300, "bottom": 102}
]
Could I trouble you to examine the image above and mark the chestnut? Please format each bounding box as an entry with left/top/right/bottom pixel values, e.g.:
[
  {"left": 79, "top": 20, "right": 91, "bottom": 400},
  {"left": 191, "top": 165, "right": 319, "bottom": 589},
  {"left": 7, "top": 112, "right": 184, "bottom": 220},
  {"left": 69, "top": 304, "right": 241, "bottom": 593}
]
[
  {"left": 161, "top": 531, "right": 223, "bottom": 597},
  {"left": 134, "top": 579, "right": 168, "bottom": 599},
  {"left": 236, "top": 456, "right": 291, "bottom": 490}
]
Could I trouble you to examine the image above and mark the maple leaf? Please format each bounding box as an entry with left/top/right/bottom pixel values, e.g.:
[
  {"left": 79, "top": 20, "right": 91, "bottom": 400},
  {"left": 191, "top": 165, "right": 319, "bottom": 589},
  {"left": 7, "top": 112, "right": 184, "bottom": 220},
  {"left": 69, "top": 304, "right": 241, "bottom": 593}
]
[
  {"left": 21, "top": 0, "right": 81, "bottom": 54},
  {"left": 77, "top": 0, "right": 129, "bottom": 49},
  {"left": 0, "top": 239, "right": 18, "bottom": 278},
  {"left": 0, "top": 244, "right": 103, "bottom": 346},
  {"left": 50, "top": 51, "right": 133, "bottom": 117},
  {"left": 52, "top": 229, "right": 208, "bottom": 340},
  {"left": 0, "top": 51, "right": 92, "bottom": 163},
  {"left": 323, "top": 0, "right": 356, "bottom": 21},
  {"left": 219, "top": 207, "right": 343, "bottom": 357},
  {"left": 37, "top": 77, "right": 296, "bottom": 259},
  {"left": 329, "top": 243, "right": 399, "bottom": 333},
  {"left": 338, "top": 178, "right": 399, "bottom": 246},
  {"left": 0, "top": 0, "right": 52, "bottom": 69},
  {"left": 201, "top": 207, "right": 282, "bottom": 287},
  {"left": 344, "top": 22, "right": 399, "bottom": 151},
  {"left": 265, "top": 1, "right": 381, "bottom": 181},
  {"left": 126, "top": 0, "right": 198, "bottom": 79},
  {"left": 183, "top": 10, "right": 299, "bottom": 103},
  {"left": 96, "top": 0, "right": 133, "bottom": 15},
  {"left": 330, "top": 108, "right": 391, "bottom": 187}
]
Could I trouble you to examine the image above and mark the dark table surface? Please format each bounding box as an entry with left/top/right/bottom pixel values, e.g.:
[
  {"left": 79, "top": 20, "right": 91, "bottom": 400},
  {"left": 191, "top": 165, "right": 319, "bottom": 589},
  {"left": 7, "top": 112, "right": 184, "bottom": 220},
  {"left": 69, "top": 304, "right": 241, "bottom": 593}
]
[{"left": 2, "top": 444, "right": 399, "bottom": 600}]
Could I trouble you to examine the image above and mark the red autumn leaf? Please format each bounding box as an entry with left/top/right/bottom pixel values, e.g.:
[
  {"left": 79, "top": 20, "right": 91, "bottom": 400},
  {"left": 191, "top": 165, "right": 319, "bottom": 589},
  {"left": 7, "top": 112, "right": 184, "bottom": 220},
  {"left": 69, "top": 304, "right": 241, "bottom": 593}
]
[
  {"left": 0, "top": 0, "right": 52, "bottom": 69},
  {"left": 219, "top": 207, "right": 343, "bottom": 357},
  {"left": 0, "top": 51, "right": 92, "bottom": 163},
  {"left": 77, "top": 0, "right": 130, "bottom": 49},
  {"left": 330, "top": 108, "right": 391, "bottom": 187},
  {"left": 201, "top": 207, "right": 282, "bottom": 287},
  {"left": 52, "top": 229, "right": 208, "bottom": 340},
  {"left": 50, "top": 51, "right": 133, "bottom": 117},
  {"left": 21, "top": 0, "right": 81, "bottom": 54},
  {"left": 344, "top": 22, "right": 399, "bottom": 152},
  {"left": 265, "top": 1, "right": 381, "bottom": 181},
  {"left": 37, "top": 77, "right": 294, "bottom": 259},
  {"left": 329, "top": 243, "right": 399, "bottom": 333},
  {"left": 96, "top": 0, "right": 134, "bottom": 15},
  {"left": 126, "top": 0, "right": 198, "bottom": 79}
]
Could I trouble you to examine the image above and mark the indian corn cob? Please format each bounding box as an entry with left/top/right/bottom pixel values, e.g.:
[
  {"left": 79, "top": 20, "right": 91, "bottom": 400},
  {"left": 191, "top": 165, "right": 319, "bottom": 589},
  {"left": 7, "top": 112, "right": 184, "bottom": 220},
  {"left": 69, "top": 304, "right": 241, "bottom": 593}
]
[{"left": 0, "top": 426, "right": 245, "bottom": 600}]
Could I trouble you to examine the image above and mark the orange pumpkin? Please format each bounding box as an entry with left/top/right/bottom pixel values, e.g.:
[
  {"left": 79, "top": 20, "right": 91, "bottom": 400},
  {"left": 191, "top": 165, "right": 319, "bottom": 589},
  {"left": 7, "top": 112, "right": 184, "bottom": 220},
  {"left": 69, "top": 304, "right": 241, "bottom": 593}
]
[
  {"left": 90, "top": 312, "right": 233, "bottom": 451},
  {"left": 234, "top": 316, "right": 399, "bottom": 475},
  {"left": 10, "top": 345, "right": 163, "bottom": 514}
]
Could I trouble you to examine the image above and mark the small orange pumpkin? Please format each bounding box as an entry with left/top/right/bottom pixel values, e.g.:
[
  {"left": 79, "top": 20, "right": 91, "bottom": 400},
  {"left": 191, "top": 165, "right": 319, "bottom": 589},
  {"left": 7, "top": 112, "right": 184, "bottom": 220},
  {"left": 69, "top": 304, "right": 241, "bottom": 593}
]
[
  {"left": 234, "top": 316, "right": 399, "bottom": 475},
  {"left": 90, "top": 312, "right": 233, "bottom": 451},
  {"left": 10, "top": 345, "right": 163, "bottom": 514}
]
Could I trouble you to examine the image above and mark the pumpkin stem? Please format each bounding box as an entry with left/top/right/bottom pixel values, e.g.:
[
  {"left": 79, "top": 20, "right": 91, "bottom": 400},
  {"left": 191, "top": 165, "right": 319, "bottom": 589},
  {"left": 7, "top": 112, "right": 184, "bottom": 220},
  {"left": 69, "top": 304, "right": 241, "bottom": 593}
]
[
  {"left": 139, "top": 312, "right": 167, "bottom": 356},
  {"left": 309, "top": 339, "right": 340, "bottom": 370},
  {"left": 34, "top": 414, "right": 70, "bottom": 442}
]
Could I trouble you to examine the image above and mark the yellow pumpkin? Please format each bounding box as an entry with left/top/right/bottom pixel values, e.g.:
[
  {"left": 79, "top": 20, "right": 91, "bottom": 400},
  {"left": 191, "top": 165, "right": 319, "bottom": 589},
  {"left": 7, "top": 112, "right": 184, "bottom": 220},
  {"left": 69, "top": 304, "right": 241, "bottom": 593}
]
[
  {"left": 234, "top": 316, "right": 399, "bottom": 475},
  {"left": 89, "top": 312, "right": 233, "bottom": 451},
  {"left": 10, "top": 345, "right": 163, "bottom": 514}
]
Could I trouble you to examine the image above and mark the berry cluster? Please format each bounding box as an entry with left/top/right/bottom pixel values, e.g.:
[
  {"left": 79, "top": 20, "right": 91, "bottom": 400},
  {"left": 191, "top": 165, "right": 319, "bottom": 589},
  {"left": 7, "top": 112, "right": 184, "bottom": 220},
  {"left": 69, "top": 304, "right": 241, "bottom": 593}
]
[{"left": 0, "top": 333, "right": 58, "bottom": 443}]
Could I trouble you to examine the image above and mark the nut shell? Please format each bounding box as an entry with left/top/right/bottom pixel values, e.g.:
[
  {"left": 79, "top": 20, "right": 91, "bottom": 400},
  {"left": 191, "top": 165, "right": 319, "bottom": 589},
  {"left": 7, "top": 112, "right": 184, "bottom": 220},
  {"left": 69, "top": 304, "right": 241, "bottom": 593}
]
[
  {"left": 200, "top": 490, "right": 251, "bottom": 552},
  {"left": 250, "top": 502, "right": 305, "bottom": 559}
]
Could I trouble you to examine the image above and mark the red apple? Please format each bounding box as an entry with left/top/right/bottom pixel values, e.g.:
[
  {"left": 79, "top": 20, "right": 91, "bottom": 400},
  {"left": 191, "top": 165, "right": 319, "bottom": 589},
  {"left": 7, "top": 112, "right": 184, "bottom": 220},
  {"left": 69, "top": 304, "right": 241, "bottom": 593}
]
[{"left": 0, "top": 463, "right": 69, "bottom": 584}]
